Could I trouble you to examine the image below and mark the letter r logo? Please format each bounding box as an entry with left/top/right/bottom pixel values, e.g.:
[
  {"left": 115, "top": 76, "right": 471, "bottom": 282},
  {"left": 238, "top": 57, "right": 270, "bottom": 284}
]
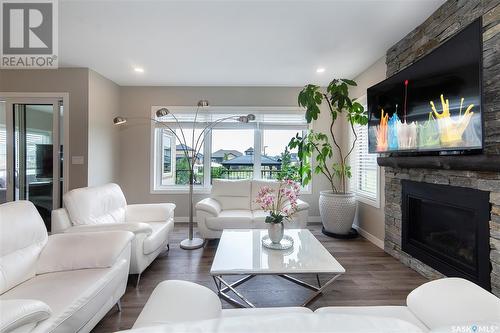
[{"left": 2, "top": 2, "right": 53, "bottom": 54}]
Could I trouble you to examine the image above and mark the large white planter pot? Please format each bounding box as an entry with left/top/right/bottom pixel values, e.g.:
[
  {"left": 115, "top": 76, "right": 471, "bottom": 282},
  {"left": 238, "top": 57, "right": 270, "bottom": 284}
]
[{"left": 319, "top": 191, "right": 357, "bottom": 236}]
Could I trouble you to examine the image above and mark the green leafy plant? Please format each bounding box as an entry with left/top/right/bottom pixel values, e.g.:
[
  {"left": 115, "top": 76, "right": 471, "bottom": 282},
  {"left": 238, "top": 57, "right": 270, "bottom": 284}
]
[
  {"left": 288, "top": 79, "right": 368, "bottom": 193},
  {"left": 176, "top": 157, "right": 203, "bottom": 184},
  {"left": 175, "top": 157, "right": 190, "bottom": 184},
  {"left": 276, "top": 147, "right": 300, "bottom": 182},
  {"left": 211, "top": 166, "right": 226, "bottom": 179}
]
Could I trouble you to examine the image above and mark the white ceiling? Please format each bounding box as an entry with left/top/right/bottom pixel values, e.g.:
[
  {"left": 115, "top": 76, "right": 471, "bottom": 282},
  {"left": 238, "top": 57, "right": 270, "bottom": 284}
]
[{"left": 59, "top": 0, "right": 445, "bottom": 86}]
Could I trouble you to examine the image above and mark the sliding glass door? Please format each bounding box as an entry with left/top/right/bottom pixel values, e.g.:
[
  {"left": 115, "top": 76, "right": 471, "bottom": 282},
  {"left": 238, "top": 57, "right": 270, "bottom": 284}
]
[
  {"left": 0, "top": 101, "right": 6, "bottom": 204},
  {"left": 2, "top": 98, "right": 63, "bottom": 230}
]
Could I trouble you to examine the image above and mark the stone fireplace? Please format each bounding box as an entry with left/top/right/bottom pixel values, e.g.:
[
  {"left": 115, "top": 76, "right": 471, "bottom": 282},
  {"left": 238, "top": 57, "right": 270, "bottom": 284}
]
[
  {"left": 382, "top": 168, "right": 499, "bottom": 296},
  {"left": 401, "top": 180, "right": 490, "bottom": 290},
  {"left": 378, "top": 0, "right": 500, "bottom": 296}
]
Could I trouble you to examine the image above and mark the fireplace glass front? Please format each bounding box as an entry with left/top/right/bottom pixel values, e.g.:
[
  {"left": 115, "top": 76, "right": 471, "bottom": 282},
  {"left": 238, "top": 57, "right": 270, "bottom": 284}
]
[{"left": 402, "top": 180, "right": 490, "bottom": 290}]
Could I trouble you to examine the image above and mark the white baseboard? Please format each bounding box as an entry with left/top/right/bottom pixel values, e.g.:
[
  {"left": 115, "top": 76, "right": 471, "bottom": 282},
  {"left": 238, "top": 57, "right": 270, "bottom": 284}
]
[
  {"left": 307, "top": 216, "right": 322, "bottom": 223},
  {"left": 353, "top": 224, "right": 384, "bottom": 249}
]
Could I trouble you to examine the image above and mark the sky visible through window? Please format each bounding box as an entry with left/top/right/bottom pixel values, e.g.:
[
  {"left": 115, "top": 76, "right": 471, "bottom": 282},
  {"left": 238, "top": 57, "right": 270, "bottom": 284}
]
[
  {"left": 211, "top": 129, "right": 300, "bottom": 157},
  {"left": 262, "top": 130, "right": 300, "bottom": 157},
  {"left": 212, "top": 129, "right": 254, "bottom": 155},
  {"left": 174, "top": 128, "right": 301, "bottom": 158}
]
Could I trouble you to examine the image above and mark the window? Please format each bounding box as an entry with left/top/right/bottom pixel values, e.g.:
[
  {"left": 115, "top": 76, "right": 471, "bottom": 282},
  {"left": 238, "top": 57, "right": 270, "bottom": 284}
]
[
  {"left": 156, "top": 127, "right": 205, "bottom": 187},
  {"left": 261, "top": 129, "right": 302, "bottom": 180},
  {"left": 25, "top": 131, "right": 52, "bottom": 175},
  {"left": 151, "top": 107, "right": 308, "bottom": 192},
  {"left": 351, "top": 98, "right": 379, "bottom": 207},
  {"left": 211, "top": 129, "right": 254, "bottom": 181},
  {"left": 161, "top": 130, "right": 173, "bottom": 177}
]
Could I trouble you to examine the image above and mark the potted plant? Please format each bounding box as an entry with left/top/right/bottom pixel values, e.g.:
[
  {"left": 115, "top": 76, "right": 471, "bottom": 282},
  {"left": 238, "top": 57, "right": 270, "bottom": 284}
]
[
  {"left": 255, "top": 179, "right": 301, "bottom": 244},
  {"left": 288, "top": 79, "right": 368, "bottom": 237}
]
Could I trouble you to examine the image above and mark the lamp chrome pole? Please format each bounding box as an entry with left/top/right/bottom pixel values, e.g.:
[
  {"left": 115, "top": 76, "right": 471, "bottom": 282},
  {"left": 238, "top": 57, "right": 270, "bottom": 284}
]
[{"left": 113, "top": 102, "right": 255, "bottom": 250}]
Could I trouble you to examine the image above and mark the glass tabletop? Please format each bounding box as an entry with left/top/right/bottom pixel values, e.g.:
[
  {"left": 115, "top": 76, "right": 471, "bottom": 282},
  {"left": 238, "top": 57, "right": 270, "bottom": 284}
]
[{"left": 210, "top": 229, "right": 345, "bottom": 275}]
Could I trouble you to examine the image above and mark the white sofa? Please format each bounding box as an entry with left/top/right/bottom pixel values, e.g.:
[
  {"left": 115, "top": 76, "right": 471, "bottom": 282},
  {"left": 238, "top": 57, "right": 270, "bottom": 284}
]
[
  {"left": 123, "top": 278, "right": 500, "bottom": 332},
  {"left": 0, "top": 201, "right": 133, "bottom": 333},
  {"left": 196, "top": 179, "right": 310, "bottom": 239},
  {"left": 51, "top": 183, "right": 175, "bottom": 284}
]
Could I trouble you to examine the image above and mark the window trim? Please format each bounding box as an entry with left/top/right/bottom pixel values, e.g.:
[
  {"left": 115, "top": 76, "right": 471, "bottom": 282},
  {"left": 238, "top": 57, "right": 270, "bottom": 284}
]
[
  {"left": 355, "top": 168, "right": 381, "bottom": 209},
  {"left": 150, "top": 106, "right": 308, "bottom": 194},
  {"left": 161, "top": 130, "right": 174, "bottom": 177},
  {"left": 350, "top": 96, "right": 380, "bottom": 208}
]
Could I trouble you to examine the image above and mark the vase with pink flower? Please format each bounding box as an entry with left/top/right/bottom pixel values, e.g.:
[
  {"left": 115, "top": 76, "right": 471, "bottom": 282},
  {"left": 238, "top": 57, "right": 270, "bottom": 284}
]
[{"left": 255, "top": 179, "right": 300, "bottom": 244}]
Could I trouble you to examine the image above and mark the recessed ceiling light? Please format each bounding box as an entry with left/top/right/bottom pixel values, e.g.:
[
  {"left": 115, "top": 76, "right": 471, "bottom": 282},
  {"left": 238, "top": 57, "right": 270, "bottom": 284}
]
[
  {"left": 134, "top": 67, "right": 144, "bottom": 73},
  {"left": 316, "top": 67, "right": 325, "bottom": 73}
]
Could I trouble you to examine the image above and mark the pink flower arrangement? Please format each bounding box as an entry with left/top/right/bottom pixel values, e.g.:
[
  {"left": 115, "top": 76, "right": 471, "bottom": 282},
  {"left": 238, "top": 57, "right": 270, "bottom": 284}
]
[{"left": 255, "top": 179, "right": 301, "bottom": 224}]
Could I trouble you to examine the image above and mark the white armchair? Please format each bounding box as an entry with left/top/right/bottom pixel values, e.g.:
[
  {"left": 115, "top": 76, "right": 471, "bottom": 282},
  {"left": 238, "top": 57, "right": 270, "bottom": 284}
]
[
  {"left": 196, "top": 179, "right": 309, "bottom": 239},
  {"left": 51, "top": 183, "right": 175, "bottom": 284},
  {"left": 0, "top": 201, "right": 133, "bottom": 333}
]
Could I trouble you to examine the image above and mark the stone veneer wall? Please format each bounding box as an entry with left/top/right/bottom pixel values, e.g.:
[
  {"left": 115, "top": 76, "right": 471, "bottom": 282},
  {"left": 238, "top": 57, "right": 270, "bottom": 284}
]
[
  {"left": 384, "top": 169, "right": 500, "bottom": 295},
  {"left": 383, "top": 0, "right": 500, "bottom": 296}
]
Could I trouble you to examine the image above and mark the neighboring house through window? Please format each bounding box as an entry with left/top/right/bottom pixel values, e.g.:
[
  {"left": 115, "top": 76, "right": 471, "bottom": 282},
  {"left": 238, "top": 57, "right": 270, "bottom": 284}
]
[{"left": 151, "top": 107, "right": 308, "bottom": 192}]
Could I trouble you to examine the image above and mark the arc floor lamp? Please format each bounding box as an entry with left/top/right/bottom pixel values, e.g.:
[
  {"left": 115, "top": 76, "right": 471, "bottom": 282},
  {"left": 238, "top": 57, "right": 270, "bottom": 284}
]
[{"left": 113, "top": 100, "right": 255, "bottom": 250}]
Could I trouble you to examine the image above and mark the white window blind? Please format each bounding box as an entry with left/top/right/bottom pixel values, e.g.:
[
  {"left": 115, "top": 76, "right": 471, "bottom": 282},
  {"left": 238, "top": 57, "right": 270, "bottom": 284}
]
[{"left": 353, "top": 123, "right": 379, "bottom": 205}]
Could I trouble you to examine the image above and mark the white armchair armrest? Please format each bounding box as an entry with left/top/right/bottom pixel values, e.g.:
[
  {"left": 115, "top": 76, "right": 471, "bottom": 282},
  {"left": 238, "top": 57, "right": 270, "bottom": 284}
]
[
  {"left": 126, "top": 203, "right": 175, "bottom": 223},
  {"left": 407, "top": 278, "right": 500, "bottom": 330},
  {"left": 283, "top": 199, "right": 309, "bottom": 212},
  {"left": 296, "top": 199, "right": 309, "bottom": 211},
  {"left": 51, "top": 208, "right": 72, "bottom": 234},
  {"left": 36, "top": 231, "right": 134, "bottom": 274},
  {"left": 195, "top": 198, "right": 222, "bottom": 216},
  {"left": 0, "top": 299, "right": 51, "bottom": 333},
  {"left": 64, "top": 222, "right": 153, "bottom": 235}
]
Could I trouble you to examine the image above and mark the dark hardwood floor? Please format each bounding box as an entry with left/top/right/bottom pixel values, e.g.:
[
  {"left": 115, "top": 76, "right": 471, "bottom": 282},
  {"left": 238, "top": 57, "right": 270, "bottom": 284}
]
[{"left": 92, "top": 224, "right": 428, "bottom": 332}]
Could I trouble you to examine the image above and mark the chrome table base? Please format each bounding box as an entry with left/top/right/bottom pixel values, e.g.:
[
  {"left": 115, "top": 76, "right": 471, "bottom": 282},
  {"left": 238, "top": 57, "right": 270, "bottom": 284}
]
[{"left": 212, "top": 273, "right": 342, "bottom": 308}]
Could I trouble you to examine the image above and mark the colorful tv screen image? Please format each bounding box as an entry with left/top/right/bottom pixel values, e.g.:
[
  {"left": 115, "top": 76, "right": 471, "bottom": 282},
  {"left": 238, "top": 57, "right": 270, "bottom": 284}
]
[{"left": 367, "top": 19, "right": 482, "bottom": 154}]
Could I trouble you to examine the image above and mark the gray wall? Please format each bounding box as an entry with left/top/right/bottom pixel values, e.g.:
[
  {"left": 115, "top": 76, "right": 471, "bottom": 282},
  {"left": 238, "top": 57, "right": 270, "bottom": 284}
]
[
  {"left": 349, "top": 57, "right": 387, "bottom": 244},
  {"left": 25, "top": 106, "right": 54, "bottom": 133},
  {"left": 0, "top": 68, "right": 122, "bottom": 190},
  {"left": 118, "top": 86, "right": 344, "bottom": 218},
  {"left": 0, "top": 68, "right": 89, "bottom": 190},
  {"left": 0, "top": 69, "right": 348, "bottom": 220},
  {"left": 88, "top": 70, "right": 121, "bottom": 186}
]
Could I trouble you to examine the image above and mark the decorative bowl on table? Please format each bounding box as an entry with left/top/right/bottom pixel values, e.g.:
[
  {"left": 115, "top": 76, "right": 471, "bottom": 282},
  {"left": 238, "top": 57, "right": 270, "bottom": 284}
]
[{"left": 262, "top": 234, "right": 294, "bottom": 250}]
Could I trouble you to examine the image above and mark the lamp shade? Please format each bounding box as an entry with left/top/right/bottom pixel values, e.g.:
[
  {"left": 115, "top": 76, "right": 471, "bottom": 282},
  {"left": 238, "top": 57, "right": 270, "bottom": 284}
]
[
  {"left": 237, "top": 116, "right": 249, "bottom": 123},
  {"left": 113, "top": 116, "right": 127, "bottom": 125},
  {"left": 197, "top": 100, "right": 209, "bottom": 108},
  {"left": 156, "top": 108, "right": 170, "bottom": 118}
]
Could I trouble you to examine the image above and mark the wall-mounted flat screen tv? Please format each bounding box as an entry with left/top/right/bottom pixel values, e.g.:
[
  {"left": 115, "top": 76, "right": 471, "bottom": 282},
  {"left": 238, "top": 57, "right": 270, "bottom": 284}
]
[{"left": 367, "top": 18, "right": 482, "bottom": 154}]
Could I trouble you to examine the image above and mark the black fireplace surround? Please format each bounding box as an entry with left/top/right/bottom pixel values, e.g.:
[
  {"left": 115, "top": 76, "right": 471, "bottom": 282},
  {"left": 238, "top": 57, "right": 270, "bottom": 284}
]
[{"left": 401, "top": 180, "right": 491, "bottom": 290}]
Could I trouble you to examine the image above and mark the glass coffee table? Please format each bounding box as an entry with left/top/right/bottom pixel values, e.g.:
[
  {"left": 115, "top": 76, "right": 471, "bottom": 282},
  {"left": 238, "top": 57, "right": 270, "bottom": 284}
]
[{"left": 210, "top": 229, "right": 345, "bottom": 308}]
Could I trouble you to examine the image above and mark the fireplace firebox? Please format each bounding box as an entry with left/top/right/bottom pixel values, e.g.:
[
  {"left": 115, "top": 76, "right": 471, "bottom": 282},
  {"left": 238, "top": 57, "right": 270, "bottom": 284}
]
[{"left": 401, "top": 180, "right": 491, "bottom": 290}]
